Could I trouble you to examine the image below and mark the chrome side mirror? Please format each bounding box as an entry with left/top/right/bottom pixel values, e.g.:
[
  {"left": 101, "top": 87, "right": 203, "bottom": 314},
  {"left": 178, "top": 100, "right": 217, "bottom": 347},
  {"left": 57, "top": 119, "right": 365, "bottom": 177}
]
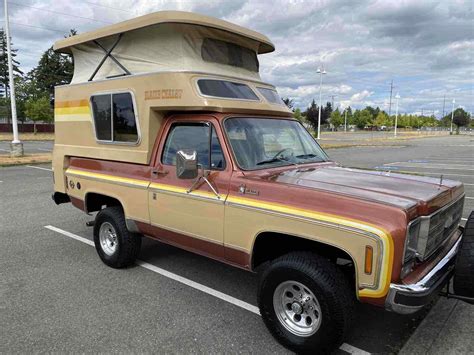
[{"left": 176, "top": 150, "right": 198, "bottom": 179}]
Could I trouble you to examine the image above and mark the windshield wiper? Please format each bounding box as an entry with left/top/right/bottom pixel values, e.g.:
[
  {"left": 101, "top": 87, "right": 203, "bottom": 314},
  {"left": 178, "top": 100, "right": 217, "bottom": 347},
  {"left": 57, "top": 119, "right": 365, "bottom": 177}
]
[
  {"left": 256, "top": 157, "right": 297, "bottom": 166},
  {"left": 296, "top": 154, "right": 324, "bottom": 162}
]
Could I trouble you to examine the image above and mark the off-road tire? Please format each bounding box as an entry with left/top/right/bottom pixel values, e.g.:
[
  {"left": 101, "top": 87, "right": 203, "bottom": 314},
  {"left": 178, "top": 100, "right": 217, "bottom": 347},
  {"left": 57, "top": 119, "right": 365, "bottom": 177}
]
[
  {"left": 258, "top": 252, "right": 354, "bottom": 354},
  {"left": 454, "top": 211, "right": 474, "bottom": 297},
  {"left": 93, "top": 206, "right": 141, "bottom": 268}
]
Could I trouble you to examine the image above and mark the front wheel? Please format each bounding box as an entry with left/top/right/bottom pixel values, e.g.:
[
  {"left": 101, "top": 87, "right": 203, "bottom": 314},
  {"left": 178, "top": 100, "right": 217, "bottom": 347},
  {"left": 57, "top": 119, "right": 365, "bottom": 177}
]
[
  {"left": 258, "top": 252, "right": 354, "bottom": 354},
  {"left": 93, "top": 206, "right": 142, "bottom": 268}
]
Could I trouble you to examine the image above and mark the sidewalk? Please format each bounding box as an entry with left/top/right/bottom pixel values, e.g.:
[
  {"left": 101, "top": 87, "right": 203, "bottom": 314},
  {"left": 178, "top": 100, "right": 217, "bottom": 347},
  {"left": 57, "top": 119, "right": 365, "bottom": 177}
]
[{"left": 400, "top": 297, "right": 474, "bottom": 354}]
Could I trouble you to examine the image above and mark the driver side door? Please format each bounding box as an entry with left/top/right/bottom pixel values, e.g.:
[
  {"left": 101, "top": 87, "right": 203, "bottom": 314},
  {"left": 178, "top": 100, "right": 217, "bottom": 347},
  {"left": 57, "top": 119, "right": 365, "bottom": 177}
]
[{"left": 148, "top": 116, "right": 232, "bottom": 258}]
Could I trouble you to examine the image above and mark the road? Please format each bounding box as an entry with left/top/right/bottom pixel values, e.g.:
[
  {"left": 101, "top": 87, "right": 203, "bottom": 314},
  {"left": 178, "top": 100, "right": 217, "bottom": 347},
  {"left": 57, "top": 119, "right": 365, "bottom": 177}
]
[
  {"left": 1, "top": 134, "right": 472, "bottom": 354},
  {"left": 0, "top": 140, "right": 53, "bottom": 155}
]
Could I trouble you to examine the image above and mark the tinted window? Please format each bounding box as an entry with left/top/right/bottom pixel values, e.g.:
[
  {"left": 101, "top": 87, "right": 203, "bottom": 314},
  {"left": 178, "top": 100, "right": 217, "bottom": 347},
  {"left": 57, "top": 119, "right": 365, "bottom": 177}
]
[
  {"left": 91, "top": 92, "right": 138, "bottom": 143},
  {"left": 113, "top": 93, "right": 138, "bottom": 142},
  {"left": 162, "top": 123, "right": 225, "bottom": 170},
  {"left": 198, "top": 79, "right": 259, "bottom": 101},
  {"left": 201, "top": 38, "right": 259, "bottom": 72},
  {"left": 91, "top": 95, "right": 111, "bottom": 141},
  {"left": 258, "top": 87, "right": 283, "bottom": 104}
]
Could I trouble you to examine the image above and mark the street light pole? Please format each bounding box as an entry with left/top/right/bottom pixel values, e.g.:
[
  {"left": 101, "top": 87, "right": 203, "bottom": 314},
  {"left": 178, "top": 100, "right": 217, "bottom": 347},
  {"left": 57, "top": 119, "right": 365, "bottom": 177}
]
[
  {"left": 316, "top": 67, "right": 326, "bottom": 140},
  {"left": 344, "top": 109, "right": 347, "bottom": 132},
  {"left": 4, "top": 0, "right": 23, "bottom": 157},
  {"left": 394, "top": 93, "right": 400, "bottom": 137},
  {"left": 450, "top": 99, "right": 455, "bottom": 134}
]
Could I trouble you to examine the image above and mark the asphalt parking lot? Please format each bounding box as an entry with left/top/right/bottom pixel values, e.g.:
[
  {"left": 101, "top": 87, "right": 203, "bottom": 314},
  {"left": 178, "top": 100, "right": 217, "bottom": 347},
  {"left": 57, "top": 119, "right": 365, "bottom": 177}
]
[
  {"left": 1, "top": 134, "right": 472, "bottom": 354},
  {"left": 0, "top": 140, "right": 53, "bottom": 155}
]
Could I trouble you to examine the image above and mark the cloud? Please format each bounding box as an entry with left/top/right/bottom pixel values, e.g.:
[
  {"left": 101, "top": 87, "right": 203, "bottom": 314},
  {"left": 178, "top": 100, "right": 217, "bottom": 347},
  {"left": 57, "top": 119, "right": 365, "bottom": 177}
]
[{"left": 0, "top": 0, "right": 472, "bottom": 115}]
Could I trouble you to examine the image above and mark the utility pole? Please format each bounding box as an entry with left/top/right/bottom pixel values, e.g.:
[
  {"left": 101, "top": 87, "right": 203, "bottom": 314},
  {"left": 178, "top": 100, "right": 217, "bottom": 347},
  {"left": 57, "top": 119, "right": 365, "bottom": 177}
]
[
  {"left": 450, "top": 99, "right": 455, "bottom": 134},
  {"left": 4, "top": 0, "right": 23, "bottom": 157},
  {"left": 442, "top": 94, "right": 446, "bottom": 118},
  {"left": 344, "top": 109, "right": 347, "bottom": 132},
  {"left": 316, "top": 67, "right": 326, "bottom": 140},
  {"left": 394, "top": 93, "right": 400, "bottom": 137},
  {"left": 388, "top": 80, "right": 394, "bottom": 117}
]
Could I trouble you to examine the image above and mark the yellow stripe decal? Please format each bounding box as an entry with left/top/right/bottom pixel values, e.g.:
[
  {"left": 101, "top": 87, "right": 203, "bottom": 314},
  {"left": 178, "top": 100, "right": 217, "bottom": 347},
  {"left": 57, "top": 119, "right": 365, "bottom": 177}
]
[
  {"left": 55, "top": 106, "right": 91, "bottom": 115},
  {"left": 227, "top": 195, "right": 394, "bottom": 298},
  {"left": 66, "top": 168, "right": 393, "bottom": 298},
  {"left": 66, "top": 168, "right": 149, "bottom": 188}
]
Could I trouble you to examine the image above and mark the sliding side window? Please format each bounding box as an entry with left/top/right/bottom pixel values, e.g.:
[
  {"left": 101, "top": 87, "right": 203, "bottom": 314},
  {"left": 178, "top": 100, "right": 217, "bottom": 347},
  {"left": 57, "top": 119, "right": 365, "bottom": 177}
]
[{"left": 91, "top": 92, "right": 139, "bottom": 143}]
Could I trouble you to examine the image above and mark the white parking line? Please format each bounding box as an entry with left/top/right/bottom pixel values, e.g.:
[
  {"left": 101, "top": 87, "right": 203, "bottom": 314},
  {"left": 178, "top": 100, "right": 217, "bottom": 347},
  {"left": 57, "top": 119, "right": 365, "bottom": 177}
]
[
  {"left": 27, "top": 165, "right": 52, "bottom": 172},
  {"left": 37, "top": 148, "right": 52, "bottom": 152},
  {"left": 0, "top": 148, "right": 9, "bottom": 152},
  {"left": 466, "top": 197, "right": 474, "bottom": 200},
  {"left": 462, "top": 218, "right": 468, "bottom": 221},
  {"left": 44, "top": 225, "right": 369, "bottom": 354},
  {"left": 384, "top": 162, "right": 474, "bottom": 171}
]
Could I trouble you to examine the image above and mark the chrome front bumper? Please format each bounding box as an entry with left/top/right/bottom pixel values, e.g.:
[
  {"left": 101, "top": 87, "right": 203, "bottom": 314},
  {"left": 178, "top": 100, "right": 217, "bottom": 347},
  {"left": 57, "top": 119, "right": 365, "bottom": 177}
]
[{"left": 385, "top": 232, "right": 463, "bottom": 314}]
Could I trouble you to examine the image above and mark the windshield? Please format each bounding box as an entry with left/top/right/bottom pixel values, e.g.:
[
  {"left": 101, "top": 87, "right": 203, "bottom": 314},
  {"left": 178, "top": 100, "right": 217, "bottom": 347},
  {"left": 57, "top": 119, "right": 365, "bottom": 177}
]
[{"left": 224, "top": 117, "right": 329, "bottom": 170}]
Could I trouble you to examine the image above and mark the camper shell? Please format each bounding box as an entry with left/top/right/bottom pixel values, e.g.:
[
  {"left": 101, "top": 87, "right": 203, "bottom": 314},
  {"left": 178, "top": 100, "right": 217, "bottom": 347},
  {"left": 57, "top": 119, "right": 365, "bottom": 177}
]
[
  {"left": 52, "top": 11, "right": 471, "bottom": 353},
  {"left": 53, "top": 11, "right": 291, "bottom": 192}
]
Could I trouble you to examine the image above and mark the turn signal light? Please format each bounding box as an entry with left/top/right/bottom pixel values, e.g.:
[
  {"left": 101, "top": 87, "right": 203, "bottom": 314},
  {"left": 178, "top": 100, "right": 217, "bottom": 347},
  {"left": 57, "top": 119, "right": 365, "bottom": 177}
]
[{"left": 365, "top": 246, "right": 373, "bottom": 275}]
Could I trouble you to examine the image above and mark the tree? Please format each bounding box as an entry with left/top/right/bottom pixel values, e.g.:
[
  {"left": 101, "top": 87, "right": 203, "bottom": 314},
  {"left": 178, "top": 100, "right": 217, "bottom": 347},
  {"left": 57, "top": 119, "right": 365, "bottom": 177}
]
[
  {"left": 29, "top": 29, "right": 76, "bottom": 97},
  {"left": 330, "top": 109, "right": 343, "bottom": 130},
  {"left": 0, "top": 28, "right": 23, "bottom": 98},
  {"left": 452, "top": 108, "right": 470, "bottom": 129},
  {"left": 373, "top": 111, "right": 390, "bottom": 128},
  {"left": 282, "top": 97, "right": 295, "bottom": 111},
  {"left": 322, "top": 102, "right": 332, "bottom": 124},
  {"left": 352, "top": 108, "right": 372, "bottom": 129},
  {"left": 304, "top": 99, "right": 319, "bottom": 132},
  {"left": 25, "top": 96, "right": 53, "bottom": 134},
  {"left": 293, "top": 108, "right": 305, "bottom": 123}
]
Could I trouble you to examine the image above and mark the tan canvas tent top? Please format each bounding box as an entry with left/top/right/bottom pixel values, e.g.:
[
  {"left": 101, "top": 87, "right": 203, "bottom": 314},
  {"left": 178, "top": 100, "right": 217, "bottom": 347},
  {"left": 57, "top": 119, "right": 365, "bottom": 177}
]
[{"left": 54, "top": 11, "right": 275, "bottom": 84}]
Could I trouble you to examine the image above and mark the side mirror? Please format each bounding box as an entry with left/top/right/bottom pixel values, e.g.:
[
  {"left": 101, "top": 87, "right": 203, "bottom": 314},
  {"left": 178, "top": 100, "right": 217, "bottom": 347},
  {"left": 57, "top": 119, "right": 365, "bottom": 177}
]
[{"left": 176, "top": 150, "right": 198, "bottom": 179}]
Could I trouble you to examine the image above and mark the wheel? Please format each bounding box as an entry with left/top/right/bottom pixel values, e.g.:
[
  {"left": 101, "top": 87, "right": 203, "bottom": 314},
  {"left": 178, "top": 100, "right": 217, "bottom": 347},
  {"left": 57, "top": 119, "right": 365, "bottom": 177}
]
[
  {"left": 258, "top": 252, "right": 354, "bottom": 354},
  {"left": 454, "top": 211, "right": 474, "bottom": 297},
  {"left": 93, "top": 206, "right": 142, "bottom": 268}
]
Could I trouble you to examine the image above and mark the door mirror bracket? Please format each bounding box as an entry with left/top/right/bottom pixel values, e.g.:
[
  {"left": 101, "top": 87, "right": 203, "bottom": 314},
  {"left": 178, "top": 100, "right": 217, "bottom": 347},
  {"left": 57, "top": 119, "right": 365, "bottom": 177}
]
[{"left": 176, "top": 149, "right": 220, "bottom": 199}]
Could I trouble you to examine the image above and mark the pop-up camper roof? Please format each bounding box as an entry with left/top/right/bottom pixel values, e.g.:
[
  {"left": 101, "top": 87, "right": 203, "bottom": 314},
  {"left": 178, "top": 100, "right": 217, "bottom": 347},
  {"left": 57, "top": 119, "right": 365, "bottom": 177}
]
[{"left": 53, "top": 11, "right": 275, "bottom": 84}]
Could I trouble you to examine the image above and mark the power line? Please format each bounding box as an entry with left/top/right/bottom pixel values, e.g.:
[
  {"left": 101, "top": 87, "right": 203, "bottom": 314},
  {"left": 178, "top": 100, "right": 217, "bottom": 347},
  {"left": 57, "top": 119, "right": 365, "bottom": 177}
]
[
  {"left": 83, "top": 1, "right": 130, "bottom": 13},
  {"left": 8, "top": 1, "right": 114, "bottom": 25},
  {"left": 0, "top": 20, "right": 69, "bottom": 34}
]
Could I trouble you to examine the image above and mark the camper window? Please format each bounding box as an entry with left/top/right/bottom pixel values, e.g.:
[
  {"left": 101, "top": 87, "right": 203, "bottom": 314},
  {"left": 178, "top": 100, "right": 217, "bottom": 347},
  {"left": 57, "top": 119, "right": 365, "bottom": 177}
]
[
  {"left": 91, "top": 92, "right": 139, "bottom": 144},
  {"left": 257, "top": 87, "right": 284, "bottom": 105},
  {"left": 197, "top": 79, "right": 259, "bottom": 101},
  {"left": 201, "top": 38, "right": 259, "bottom": 72}
]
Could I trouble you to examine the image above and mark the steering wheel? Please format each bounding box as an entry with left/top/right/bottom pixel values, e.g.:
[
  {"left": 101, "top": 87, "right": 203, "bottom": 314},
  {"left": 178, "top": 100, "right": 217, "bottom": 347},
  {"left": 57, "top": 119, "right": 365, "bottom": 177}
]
[{"left": 271, "top": 147, "right": 294, "bottom": 160}]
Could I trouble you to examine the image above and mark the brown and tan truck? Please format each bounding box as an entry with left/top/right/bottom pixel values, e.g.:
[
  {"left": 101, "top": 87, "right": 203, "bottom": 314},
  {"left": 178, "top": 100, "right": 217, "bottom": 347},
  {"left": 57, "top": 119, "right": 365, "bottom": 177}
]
[{"left": 51, "top": 11, "right": 473, "bottom": 353}]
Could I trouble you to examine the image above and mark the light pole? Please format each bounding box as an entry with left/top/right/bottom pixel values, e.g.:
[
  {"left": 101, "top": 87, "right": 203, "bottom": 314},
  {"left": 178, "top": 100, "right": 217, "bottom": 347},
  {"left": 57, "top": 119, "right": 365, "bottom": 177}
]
[
  {"left": 394, "top": 93, "right": 400, "bottom": 137},
  {"left": 316, "top": 67, "right": 326, "bottom": 139},
  {"left": 4, "top": 0, "right": 23, "bottom": 157},
  {"left": 344, "top": 109, "right": 347, "bottom": 132},
  {"left": 450, "top": 99, "right": 455, "bottom": 134}
]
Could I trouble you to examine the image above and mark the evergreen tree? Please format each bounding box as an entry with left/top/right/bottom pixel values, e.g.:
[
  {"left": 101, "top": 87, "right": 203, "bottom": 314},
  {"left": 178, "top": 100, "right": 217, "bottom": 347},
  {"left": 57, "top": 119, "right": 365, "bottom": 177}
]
[
  {"left": 304, "top": 99, "right": 319, "bottom": 131},
  {"left": 0, "top": 28, "right": 23, "bottom": 98},
  {"left": 29, "top": 29, "right": 76, "bottom": 97}
]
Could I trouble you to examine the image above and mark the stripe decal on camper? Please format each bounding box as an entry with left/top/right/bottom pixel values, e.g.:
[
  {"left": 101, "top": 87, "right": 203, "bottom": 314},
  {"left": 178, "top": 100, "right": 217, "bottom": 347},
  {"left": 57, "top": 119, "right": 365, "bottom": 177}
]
[
  {"left": 55, "top": 100, "right": 91, "bottom": 121},
  {"left": 65, "top": 167, "right": 394, "bottom": 298}
]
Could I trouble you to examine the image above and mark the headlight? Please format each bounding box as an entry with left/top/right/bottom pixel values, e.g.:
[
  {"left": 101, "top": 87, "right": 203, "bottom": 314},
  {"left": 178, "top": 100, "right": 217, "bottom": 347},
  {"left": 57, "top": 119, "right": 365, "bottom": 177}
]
[{"left": 401, "top": 220, "right": 420, "bottom": 278}]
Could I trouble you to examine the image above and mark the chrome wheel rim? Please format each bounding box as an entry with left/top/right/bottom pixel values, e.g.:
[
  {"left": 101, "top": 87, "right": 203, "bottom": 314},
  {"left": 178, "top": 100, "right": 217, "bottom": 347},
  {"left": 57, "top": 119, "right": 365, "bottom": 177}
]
[
  {"left": 273, "top": 280, "right": 322, "bottom": 337},
  {"left": 99, "top": 222, "right": 118, "bottom": 256}
]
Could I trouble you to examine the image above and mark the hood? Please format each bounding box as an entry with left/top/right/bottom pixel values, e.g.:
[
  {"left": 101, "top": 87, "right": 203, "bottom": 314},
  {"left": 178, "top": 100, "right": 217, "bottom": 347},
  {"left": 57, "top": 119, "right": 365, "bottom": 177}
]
[{"left": 257, "top": 164, "right": 463, "bottom": 215}]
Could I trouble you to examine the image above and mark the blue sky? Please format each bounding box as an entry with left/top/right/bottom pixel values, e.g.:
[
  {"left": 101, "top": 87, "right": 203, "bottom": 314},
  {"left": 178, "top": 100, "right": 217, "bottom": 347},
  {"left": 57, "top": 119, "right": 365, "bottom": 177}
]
[{"left": 1, "top": 0, "right": 472, "bottom": 116}]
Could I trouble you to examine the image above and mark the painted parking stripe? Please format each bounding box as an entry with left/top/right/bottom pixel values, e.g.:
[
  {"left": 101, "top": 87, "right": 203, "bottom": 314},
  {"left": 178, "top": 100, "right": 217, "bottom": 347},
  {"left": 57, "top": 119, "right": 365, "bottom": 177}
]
[
  {"left": 27, "top": 165, "right": 53, "bottom": 172},
  {"left": 37, "top": 148, "right": 52, "bottom": 152},
  {"left": 44, "top": 225, "right": 370, "bottom": 354},
  {"left": 384, "top": 162, "right": 474, "bottom": 171},
  {"left": 462, "top": 218, "right": 468, "bottom": 221},
  {"left": 466, "top": 197, "right": 474, "bottom": 200}
]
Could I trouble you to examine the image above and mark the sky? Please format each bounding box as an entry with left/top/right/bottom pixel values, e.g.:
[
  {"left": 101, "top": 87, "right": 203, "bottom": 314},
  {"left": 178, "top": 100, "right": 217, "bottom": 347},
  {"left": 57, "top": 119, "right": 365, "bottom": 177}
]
[{"left": 1, "top": 0, "right": 472, "bottom": 116}]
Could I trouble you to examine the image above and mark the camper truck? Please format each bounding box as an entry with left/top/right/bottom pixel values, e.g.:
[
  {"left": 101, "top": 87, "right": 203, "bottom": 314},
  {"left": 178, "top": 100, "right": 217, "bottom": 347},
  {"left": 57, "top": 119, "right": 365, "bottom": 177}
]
[{"left": 52, "top": 11, "right": 473, "bottom": 353}]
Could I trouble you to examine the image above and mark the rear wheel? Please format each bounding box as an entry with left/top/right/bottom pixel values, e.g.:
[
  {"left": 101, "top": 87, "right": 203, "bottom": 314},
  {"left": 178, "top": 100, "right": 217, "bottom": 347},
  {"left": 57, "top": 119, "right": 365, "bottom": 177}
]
[
  {"left": 454, "top": 211, "right": 474, "bottom": 297},
  {"left": 93, "top": 206, "right": 141, "bottom": 268},
  {"left": 258, "top": 252, "right": 354, "bottom": 354}
]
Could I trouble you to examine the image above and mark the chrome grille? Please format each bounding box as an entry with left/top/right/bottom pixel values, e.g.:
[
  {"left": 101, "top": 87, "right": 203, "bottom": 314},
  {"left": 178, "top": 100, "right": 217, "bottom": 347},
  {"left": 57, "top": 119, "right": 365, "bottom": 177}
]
[{"left": 417, "top": 196, "right": 464, "bottom": 260}]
